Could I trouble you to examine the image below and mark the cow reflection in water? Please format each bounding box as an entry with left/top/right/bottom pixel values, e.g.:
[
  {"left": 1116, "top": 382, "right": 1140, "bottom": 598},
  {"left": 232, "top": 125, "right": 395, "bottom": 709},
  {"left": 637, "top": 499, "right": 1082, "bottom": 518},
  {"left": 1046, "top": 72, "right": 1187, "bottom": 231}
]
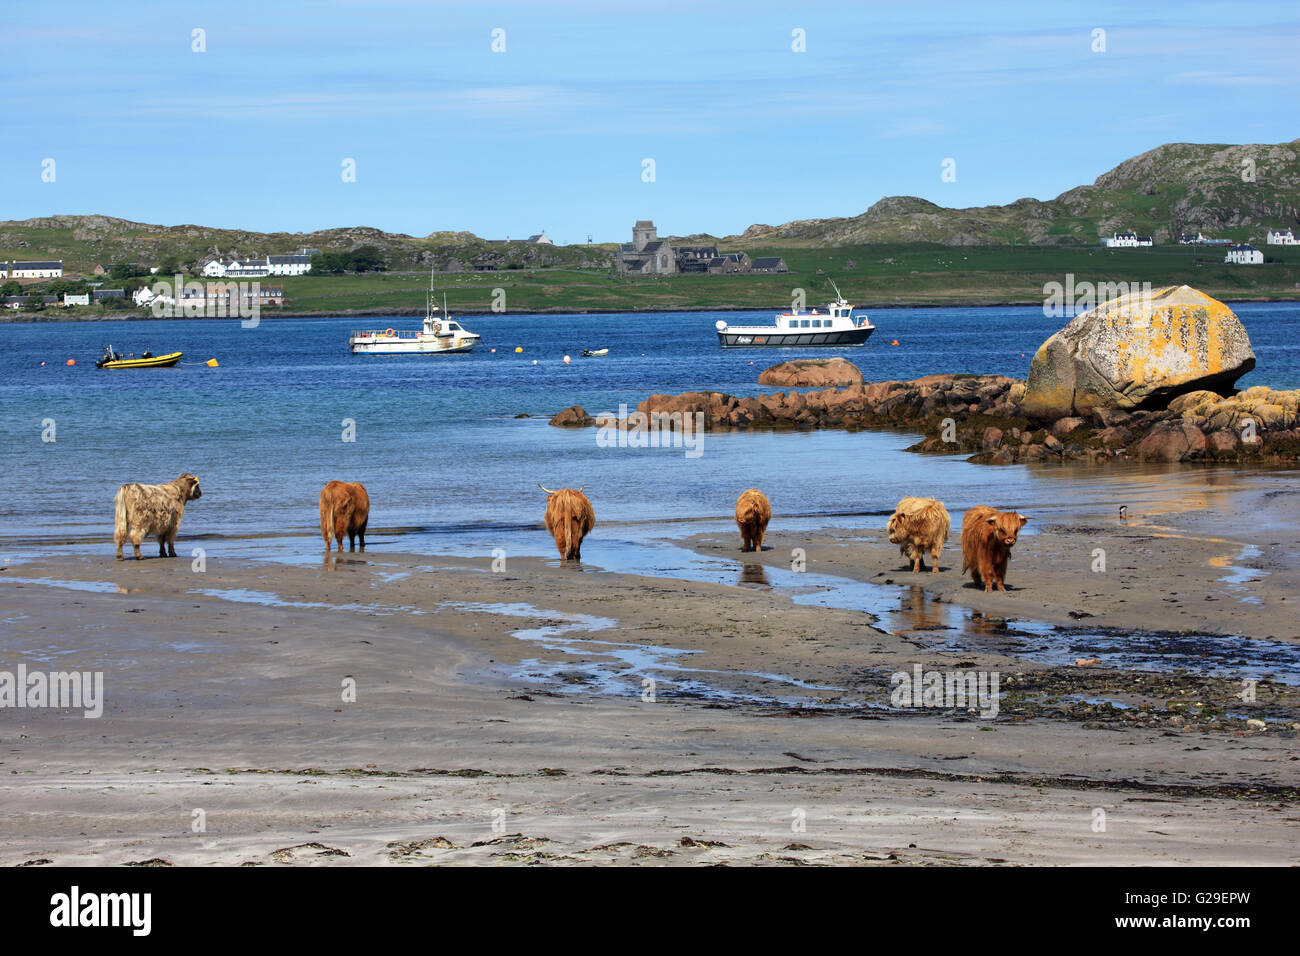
[
  {"left": 896, "top": 584, "right": 951, "bottom": 635},
  {"left": 738, "top": 563, "right": 770, "bottom": 587}
]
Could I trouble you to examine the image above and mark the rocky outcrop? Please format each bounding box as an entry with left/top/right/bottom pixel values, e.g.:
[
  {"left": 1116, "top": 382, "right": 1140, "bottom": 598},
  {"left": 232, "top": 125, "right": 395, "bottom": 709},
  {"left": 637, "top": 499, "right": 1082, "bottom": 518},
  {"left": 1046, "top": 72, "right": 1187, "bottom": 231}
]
[
  {"left": 549, "top": 405, "right": 596, "bottom": 427},
  {"left": 1023, "top": 285, "right": 1256, "bottom": 419},
  {"left": 551, "top": 376, "right": 1300, "bottom": 467},
  {"left": 757, "top": 358, "right": 863, "bottom": 388}
]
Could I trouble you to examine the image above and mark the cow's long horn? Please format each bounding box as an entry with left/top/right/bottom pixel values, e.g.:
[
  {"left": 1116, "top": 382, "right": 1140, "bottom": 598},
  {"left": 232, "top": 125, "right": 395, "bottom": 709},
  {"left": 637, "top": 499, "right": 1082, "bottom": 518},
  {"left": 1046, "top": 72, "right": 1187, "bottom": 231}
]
[
  {"left": 577, "top": 484, "right": 584, "bottom": 493},
  {"left": 537, "top": 483, "right": 555, "bottom": 495}
]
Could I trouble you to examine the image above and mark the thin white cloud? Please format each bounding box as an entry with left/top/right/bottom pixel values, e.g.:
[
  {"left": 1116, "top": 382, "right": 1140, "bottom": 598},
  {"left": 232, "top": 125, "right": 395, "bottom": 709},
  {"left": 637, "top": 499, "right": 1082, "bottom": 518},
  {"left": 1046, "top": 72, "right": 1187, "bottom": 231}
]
[
  {"left": 1167, "top": 71, "right": 1284, "bottom": 86},
  {"left": 128, "top": 85, "right": 606, "bottom": 121}
]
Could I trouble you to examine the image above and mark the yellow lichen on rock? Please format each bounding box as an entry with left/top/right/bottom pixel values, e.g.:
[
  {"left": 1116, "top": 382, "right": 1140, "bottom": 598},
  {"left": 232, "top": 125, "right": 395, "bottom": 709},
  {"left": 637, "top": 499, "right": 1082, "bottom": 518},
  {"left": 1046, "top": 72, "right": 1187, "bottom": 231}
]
[{"left": 1023, "top": 285, "right": 1256, "bottom": 419}]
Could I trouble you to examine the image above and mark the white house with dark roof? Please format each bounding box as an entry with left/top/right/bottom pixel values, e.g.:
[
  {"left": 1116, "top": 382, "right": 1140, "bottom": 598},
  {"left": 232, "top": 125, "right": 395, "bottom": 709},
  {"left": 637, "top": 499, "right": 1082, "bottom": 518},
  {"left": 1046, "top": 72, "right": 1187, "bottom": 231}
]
[
  {"left": 268, "top": 254, "right": 312, "bottom": 275},
  {"left": 1102, "top": 232, "right": 1153, "bottom": 248},
  {"left": 202, "top": 256, "right": 272, "bottom": 277},
  {"left": 526, "top": 231, "right": 554, "bottom": 245},
  {"left": 1266, "top": 228, "right": 1298, "bottom": 245},
  {"left": 1, "top": 260, "right": 63, "bottom": 278},
  {"left": 1225, "top": 244, "right": 1264, "bottom": 265}
]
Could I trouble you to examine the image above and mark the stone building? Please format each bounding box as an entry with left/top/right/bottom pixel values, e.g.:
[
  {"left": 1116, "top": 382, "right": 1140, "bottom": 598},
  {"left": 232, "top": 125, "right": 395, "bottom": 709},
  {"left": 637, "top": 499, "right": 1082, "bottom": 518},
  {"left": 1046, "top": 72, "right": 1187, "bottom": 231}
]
[{"left": 616, "top": 220, "right": 677, "bottom": 274}]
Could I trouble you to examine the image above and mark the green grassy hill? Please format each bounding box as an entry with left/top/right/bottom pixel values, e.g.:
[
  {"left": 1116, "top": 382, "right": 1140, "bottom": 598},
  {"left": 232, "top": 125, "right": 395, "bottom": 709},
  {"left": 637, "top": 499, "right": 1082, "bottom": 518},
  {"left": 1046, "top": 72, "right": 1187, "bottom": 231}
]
[
  {"left": 0, "top": 215, "right": 610, "bottom": 276},
  {"left": 718, "top": 140, "right": 1300, "bottom": 247},
  {"left": 261, "top": 244, "right": 1299, "bottom": 315}
]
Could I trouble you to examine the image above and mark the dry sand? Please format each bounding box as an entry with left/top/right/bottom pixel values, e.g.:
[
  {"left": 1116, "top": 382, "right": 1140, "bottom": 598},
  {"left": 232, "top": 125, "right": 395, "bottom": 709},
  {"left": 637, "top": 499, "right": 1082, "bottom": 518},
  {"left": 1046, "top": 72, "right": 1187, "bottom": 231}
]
[{"left": 0, "top": 490, "right": 1297, "bottom": 866}]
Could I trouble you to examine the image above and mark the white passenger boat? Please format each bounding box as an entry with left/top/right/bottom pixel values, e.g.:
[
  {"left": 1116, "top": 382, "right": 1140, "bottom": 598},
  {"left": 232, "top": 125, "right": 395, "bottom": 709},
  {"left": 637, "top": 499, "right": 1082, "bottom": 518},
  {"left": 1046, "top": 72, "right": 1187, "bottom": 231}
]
[
  {"left": 716, "top": 279, "right": 874, "bottom": 348},
  {"left": 349, "top": 273, "right": 480, "bottom": 354}
]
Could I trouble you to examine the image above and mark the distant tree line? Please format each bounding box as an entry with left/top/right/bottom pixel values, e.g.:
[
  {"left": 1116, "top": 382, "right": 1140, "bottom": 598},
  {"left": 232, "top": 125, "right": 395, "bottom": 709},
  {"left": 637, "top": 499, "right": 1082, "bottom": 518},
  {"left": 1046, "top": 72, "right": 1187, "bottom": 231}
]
[{"left": 310, "top": 245, "right": 387, "bottom": 274}]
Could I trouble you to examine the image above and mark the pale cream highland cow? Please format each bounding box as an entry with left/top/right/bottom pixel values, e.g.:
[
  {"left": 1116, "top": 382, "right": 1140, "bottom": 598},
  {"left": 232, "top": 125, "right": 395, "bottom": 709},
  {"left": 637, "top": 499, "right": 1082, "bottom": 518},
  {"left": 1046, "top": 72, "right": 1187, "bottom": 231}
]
[
  {"left": 886, "top": 496, "right": 950, "bottom": 573},
  {"left": 113, "top": 473, "right": 203, "bottom": 560}
]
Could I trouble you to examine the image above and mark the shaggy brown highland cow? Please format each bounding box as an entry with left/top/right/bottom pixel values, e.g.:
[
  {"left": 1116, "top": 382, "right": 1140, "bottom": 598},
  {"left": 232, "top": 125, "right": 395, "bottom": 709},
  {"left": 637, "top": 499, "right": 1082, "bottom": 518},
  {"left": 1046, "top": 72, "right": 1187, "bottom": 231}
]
[
  {"left": 734, "top": 488, "right": 772, "bottom": 553},
  {"left": 113, "top": 473, "right": 202, "bottom": 561},
  {"left": 961, "top": 505, "right": 1029, "bottom": 592},
  {"left": 886, "top": 496, "right": 950, "bottom": 572},
  {"left": 540, "top": 484, "right": 595, "bottom": 561},
  {"left": 319, "top": 481, "right": 370, "bottom": 553}
]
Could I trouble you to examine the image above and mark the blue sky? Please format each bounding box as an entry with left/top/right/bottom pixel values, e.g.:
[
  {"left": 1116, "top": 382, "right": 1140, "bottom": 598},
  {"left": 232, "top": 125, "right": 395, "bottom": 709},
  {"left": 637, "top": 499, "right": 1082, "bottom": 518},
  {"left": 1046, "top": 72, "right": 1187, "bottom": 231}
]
[{"left": 3, "top": 0, "right": 1296, "bottom": 243}]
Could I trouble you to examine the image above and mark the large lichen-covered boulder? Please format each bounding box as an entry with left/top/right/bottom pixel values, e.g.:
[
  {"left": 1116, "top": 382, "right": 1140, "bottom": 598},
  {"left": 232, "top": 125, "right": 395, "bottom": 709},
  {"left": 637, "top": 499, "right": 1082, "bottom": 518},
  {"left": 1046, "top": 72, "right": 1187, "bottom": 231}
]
[{"left": 1022, "top": 285, "right": 1256, "bottom": 419}]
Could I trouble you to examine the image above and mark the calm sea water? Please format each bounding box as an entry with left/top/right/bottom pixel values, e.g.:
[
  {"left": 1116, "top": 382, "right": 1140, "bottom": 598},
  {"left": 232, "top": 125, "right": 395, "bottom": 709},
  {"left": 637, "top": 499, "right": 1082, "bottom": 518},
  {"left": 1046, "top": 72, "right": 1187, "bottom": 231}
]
[{"left": 1, "top": 302, "right": 1297, "bottom": 559}]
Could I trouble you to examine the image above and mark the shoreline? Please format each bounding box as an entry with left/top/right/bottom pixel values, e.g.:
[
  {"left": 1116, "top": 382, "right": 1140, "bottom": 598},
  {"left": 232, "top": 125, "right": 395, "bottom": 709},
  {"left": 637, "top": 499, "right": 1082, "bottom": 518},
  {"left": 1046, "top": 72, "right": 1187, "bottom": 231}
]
[
  {"left": 4, "top": 295, "right": 1300, "bottom": 323},
  {"left": 2, "top": 490, "right": 1297, "bottom": 865}
]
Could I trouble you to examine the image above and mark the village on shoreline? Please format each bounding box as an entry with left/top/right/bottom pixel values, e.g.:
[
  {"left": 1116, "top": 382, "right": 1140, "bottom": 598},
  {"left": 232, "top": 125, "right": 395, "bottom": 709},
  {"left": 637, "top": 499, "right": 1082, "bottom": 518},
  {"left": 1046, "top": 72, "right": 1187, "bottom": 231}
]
[{"left": 3, "top": 211, "right": 1299, "bottom": 321}]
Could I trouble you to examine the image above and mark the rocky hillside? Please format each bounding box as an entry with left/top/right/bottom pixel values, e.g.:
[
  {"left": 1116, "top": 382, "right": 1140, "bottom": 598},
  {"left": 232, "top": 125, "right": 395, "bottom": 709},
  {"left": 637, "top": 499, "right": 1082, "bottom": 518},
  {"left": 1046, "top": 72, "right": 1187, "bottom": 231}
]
[
  {"left": 0, "top": 215, "right": 611, "bottom": 275},
  {"left": 723, "top": 140, "right": 1300, "bottom": 247},
  {"left": 6, "top": 140, "right": 1298, "bottom": 269}
]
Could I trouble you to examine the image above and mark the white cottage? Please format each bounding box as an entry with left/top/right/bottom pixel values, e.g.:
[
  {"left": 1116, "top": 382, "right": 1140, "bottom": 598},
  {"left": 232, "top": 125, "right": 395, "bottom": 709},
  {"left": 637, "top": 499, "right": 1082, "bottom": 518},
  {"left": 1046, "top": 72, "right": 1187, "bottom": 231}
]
[
  {"left": 1102, "top": 232, "right": 1153, "bottom": 248},
  {"left": 1266, "top": 228, "right": 1298, "bottom": 245},
  {"left": 1225, "top": 244, "right": 1264, "bottom": 265},
  {"left": 268, "top": 254, "right": 313, "bottom": 276},
  {"left": 6, "top": 260, "right": 64, "bottom": 278}
]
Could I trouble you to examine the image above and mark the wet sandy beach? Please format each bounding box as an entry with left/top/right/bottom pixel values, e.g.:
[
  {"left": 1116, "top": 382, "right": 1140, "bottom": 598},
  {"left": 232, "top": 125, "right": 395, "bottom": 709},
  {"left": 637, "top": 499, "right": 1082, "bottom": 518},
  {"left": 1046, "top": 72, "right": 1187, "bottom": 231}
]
[{"left": 1, "top": 479, "right": 1298, "bottom": 866}]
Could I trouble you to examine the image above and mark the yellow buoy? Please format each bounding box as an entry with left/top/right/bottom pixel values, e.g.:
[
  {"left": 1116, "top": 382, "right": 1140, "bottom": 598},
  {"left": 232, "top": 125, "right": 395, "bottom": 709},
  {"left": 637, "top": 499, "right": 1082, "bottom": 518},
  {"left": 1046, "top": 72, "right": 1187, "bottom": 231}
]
[
  {"left": 206, "top": 358, "right": 219, "bottom": 367},
  {"left": 514, "top": 346, "right": 523, "bottom": 353}
]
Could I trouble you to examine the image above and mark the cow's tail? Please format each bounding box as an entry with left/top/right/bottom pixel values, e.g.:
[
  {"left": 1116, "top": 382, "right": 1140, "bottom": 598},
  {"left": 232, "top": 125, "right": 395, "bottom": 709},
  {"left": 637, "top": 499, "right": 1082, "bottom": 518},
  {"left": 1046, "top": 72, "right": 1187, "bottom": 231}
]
[
  {"left": 335, "top": 496, "right": 354, "bottom": 541},
  {"left": 113, "top": 486, "right": 128, "bottom": 543}
]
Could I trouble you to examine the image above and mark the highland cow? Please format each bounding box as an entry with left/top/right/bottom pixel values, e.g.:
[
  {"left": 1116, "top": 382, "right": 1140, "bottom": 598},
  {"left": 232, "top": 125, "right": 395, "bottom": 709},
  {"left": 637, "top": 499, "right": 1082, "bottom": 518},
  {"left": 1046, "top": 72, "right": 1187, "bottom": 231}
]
[
  {"left": 961, "top": 505, "right": 1029, "bottom": 592},
  {"left": 540, "top": 484, "right": 594, "bottom": 562},
  {"left": 113, "top": 473, "right": 202, "bottom": 561},
  {"left": 320, "top": 480, "right": 370, "bottom": 553},
  {"left": 735, "top": 488, "right": 772, "bottom": 553},
  {"left": 886, "top": 496, "right": 950, "bottom": 573}
]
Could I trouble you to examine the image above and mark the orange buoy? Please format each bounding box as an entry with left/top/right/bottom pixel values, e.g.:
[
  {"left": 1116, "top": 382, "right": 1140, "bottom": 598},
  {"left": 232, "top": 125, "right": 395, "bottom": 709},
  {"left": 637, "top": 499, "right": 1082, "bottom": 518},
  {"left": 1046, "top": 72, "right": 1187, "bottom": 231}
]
[
  {"left": 66, "top": 358, "right": 76, "bottom": 366},
  {"left": 890, "top": 339, "right": 899, "bottom": 346}
]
